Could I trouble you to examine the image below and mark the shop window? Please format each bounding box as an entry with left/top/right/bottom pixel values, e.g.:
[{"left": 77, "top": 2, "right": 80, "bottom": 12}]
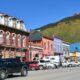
[
  {"left": 12, "top": 33, "right": 16, "bottom": 46},
  {"left": 6, "top": 31, "right": 10, "bottom": 45}
]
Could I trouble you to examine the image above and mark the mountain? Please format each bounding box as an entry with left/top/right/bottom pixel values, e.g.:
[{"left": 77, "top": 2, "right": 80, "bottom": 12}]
[{"left": 35, "top": 13, "right": 80, "bottom": 43}]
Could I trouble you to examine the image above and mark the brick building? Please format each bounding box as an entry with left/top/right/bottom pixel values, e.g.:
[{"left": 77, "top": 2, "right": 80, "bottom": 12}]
[{"left": 0, "top": 13, "right": 29, "bottom": 61}]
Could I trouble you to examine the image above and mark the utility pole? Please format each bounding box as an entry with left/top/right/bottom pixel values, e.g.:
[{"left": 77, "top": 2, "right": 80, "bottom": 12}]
[{"left": 29, "top": 29, "right": 32, "bottom": 61}]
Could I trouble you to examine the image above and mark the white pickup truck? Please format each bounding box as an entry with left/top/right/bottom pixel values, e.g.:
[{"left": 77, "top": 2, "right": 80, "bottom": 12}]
[{"left": 42, "top": 56, "right": 60, "bottom": 68}]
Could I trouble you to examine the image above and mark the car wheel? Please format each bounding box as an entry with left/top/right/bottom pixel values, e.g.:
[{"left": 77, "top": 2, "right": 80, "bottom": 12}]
[
  {"left": 48, "top": 66, "right": 52, "bottom": 69},
  {"left": 21, "top": 68, "right": 28, "bottom": 76},
  {"left": 54, "top": 65, "right": 58, "bottom": 69},
  {"left": 39, "top": 66, "right": 43, "bottom": 70},
  {"left": 69, "top": 64, "right": 72, "bottom": 67},
  {"left": 0, "top": 70, "right": 6, "bottom": 80},
  {"left": 31, "top": 67, "right": 35, "bottom": 71}
]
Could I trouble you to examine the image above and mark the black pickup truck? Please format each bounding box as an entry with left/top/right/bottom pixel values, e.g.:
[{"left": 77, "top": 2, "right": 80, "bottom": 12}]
[{"left": 0, "top": 57, "right": 28, "bottom": 80}]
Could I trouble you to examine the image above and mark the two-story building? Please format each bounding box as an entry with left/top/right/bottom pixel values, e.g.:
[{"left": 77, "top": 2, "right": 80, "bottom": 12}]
[
  {"left": 62, "top": 41, "right": 70, "bottom": 61},
  {"left": 0, "top": 13, "right": 29, "bottom": 61},
  {"left": 53, "top": 36, "right": 63, "bottom": 63},
  {"left": 53, "top": 36, "right": 63, "bottom": 55},
  {"left": 29, "top": 31, "right": 54, "bottom": 60}
]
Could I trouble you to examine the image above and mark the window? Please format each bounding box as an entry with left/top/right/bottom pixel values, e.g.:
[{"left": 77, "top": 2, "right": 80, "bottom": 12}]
[
  {"left": 0, "top": 16, "right": 4, "bottom": 24},
  {"left": 13, "top": 20, "right": 16, "bottom": 28},
  {"left": 51, "top": 44, "right": 53, "bottom": 50},
  {"left": 22, "top": 36, "right": 26, "bottom": 47},
  {"left": 44, "top": 42, "right": 46, "bottom": 49},
  {"left": 48, "top": 41, "right": 49, "bottom": 49},
  {"left": 51, "top": 58, "right": 54, "bottom": 60},
  {"left": 0, "top": 30, "right": 3, "bottom": 44},
  {"left": 16, "top": 21, "right": 20, "bottom": 29},
  {"left": 4, "top": 17, "right": 8, "bottom": 25},
  {"left": 6, "top": 32, "right": 10, "bottom": 45},
  {"left": 18, "top": 34, "right": 21, "bottom": 47},
  {"left": 12, "top": 33, "right": 16, "bottom": 46},
  {"left": 20, "top": 21, "right": 23, "bottom": 30}
]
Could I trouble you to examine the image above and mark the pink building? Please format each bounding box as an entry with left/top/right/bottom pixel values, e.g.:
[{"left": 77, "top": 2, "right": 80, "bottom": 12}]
[
  {"left": 29, "top": 31, "right": 54, "bottom": 60},
  {"left": 29, "top": 44, "right": 43, "bottom": 61}
]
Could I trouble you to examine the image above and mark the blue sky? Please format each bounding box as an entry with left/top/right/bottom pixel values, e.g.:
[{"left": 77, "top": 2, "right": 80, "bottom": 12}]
[{"left": 0, "top": 0, "right": 80, "bottom": 31}]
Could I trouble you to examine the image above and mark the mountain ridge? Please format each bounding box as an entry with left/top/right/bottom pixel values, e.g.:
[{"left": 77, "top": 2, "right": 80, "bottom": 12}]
[{"left": 35, "top": 13, "right": 80, "bottom": 43}]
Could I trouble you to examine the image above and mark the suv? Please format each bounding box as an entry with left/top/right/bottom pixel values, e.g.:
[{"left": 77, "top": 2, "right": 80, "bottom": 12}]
[{"left": 0, "top": 58, "right": 28, "bottom": 80}]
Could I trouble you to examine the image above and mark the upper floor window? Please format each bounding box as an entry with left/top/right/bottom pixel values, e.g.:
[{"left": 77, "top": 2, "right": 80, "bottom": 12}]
[
  {"left": 12, "top": 18, "right": 17, "bottom": 28},
  {"left": 4, "top": 16, "right": 8, "bottom": 26},
  {"left": 20, "top": 21, "right": 23, "bottom": 30},
  {"left": 16, "top": 20, "right": 20, "bottom": 29},
  {"left": 18, "top": 34, "right": 21, "bottom": 47},
  {"left": 22, "top": 36, "right": 26, "bottom": 47},
  {"left": 6, "top": 31, "right": 10, "bottom": 45},
  {"left": 48, "top": 41, "right": 49, "bottom": 49},
  {"left": 12, "top": 33, "right": 16, "bottom": 46},
  {"left": 0, "top": 30, "right": 4, "bottom": 44},
  {"left": 44, "top": 42, "right": 46, "bottom": 49},
  {"left": 8, "top": 18, "right": 13, "bottom": 27},
  {"left": 51, "top": 44, "right": 53, "bottom": 50},
  {"left": 0, "top": 15, "right": 4, "bottom": 24}
]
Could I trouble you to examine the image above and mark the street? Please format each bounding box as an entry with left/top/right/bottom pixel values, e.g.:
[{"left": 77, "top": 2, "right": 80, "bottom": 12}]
[{"left": 6, "top": 67, "right": 80, "bottom": 80}]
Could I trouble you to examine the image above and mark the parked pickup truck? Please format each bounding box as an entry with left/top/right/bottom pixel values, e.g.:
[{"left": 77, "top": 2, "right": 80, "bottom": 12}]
[{"left": 0, "top": 57, "right": 28, "bottom": 80}]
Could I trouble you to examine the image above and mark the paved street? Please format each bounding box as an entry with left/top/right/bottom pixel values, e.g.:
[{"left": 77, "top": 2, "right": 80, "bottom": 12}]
[{"left": 6, "top": 67, "right": 80, "bottom": 80}]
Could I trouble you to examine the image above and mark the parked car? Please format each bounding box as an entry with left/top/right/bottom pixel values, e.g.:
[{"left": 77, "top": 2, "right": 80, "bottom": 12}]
[
  {"left": 26, "top": 61, "right": 39, "bottom": 70},
  {"left": 77, "top": 61, "right": 80, "bottom": 66},
  {"left": 45, "top": 60, "right": 55, "bottom": 69},
  {"left": 0, "top": 58, "right": 28, "bottom": 80},
  {"left": 37, "top": 60, "right": 48, "bottom": 70},
  {"left": 62, "top": 61, "right": 70, "bottom": 67},
  {"left": 68, "top": 61, "right": 78, "bottom": 67}
]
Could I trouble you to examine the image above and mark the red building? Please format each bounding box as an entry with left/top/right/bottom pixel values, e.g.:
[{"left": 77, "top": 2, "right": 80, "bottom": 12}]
[{"left": 0, "top": 13, "right": 29, "bottom": 62}]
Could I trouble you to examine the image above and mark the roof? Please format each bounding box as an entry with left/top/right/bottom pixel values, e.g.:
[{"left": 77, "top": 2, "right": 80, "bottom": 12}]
[
  {"left": 29, "top": 31, "right": 53, "bottom": 41},
  {"left": 29, "top": 32, "right": 43, "bottom": 41}
]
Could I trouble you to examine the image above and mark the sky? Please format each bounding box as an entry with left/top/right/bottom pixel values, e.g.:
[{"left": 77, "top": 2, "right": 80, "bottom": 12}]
[{"left": 0, "top": 0, "right": 80, "bottom": 31}]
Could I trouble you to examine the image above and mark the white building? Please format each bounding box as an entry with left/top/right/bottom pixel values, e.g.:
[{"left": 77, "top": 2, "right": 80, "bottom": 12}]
[{"left": 0, "top": 13, "right": 27, "bottom": 31}]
